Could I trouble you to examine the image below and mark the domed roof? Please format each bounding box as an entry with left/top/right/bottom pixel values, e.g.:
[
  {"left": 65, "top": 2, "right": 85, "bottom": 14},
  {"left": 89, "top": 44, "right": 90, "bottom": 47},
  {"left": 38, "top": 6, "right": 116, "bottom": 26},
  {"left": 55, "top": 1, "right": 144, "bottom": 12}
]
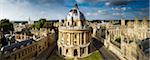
[{"left": 66, "top": 4, "right": 85, "bottom": 21}]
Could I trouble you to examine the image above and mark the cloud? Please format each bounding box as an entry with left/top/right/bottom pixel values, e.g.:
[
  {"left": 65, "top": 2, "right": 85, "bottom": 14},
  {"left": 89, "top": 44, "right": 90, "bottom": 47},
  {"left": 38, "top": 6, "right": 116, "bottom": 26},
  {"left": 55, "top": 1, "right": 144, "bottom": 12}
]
[
  {"left": 112, "top": 7, "right": 127, "bottom": 11},
  {"left": 105, "top": 0, "right": 136, "bottom": 6},
  {"left": 0, "top": 0, "right": 149, "bottom": 20},
  {"left": 97, "top": 10, "right": 109, "bottom": 15},
  {"left": 0, "top": 0, "right": 68, "bottom": 20},
  {"left": 76, "top": 0, "right": 100, "bottom": 3},
  {"left": 112, "top": 13, "right": 123, "bottom": 16},
  {"left": 76, "top": 0, "right": 136, "bottom": 6},
  {"left": 105, "top": 2, "right": 110, "bottom": 6}
]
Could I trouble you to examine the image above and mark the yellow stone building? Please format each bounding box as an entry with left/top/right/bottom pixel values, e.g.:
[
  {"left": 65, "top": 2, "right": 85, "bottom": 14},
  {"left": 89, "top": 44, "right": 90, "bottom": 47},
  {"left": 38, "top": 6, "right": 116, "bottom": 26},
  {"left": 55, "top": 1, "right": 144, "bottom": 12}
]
[
  {"left": 0, "top": 28, "right": 55, "bottom": 60},
  {"left": 104, "top": 18, "right": 149, "bottom": 60},
  {"left": 57, "top": 4, "right": 92, "bottom": 58}
]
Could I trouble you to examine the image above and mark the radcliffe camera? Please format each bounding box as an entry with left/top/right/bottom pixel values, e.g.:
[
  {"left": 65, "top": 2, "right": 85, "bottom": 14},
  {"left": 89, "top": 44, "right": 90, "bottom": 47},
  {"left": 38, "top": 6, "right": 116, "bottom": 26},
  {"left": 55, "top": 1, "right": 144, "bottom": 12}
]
[{"left": 0, "top": 0, "right": 149, "bottom": 60}]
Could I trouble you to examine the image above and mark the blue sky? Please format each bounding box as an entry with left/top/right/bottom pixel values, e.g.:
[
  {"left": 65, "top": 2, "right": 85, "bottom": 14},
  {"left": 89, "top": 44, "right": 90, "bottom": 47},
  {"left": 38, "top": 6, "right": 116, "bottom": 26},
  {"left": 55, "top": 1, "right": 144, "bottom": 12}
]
[{"left": 0, "top": 0, "right": 149, "bottom": 21}]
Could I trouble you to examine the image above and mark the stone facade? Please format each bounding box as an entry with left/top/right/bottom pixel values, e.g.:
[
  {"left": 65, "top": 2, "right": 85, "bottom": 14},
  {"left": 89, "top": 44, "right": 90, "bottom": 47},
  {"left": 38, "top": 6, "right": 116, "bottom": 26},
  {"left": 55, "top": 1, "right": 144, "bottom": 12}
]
[
  {"left": 13, "top": 23, "right": 26, "bottom": 32},
  {"left": 1, "top": 36, "right": 49, "bottom": 60},
  {"left": 15, "top": 32, "right": 32, "bottom": 42},
  {"left": 1, "top": 28, "right": 55, "bottom": 60},
  {"left": 0, "top": 30, "right": 56, "bottom": 60},
  {"left": 104, "top": 18, "right": 149, "bottom": 60},
  {"left": 57, "top": 4, "right": 92, "bottom": 58}
]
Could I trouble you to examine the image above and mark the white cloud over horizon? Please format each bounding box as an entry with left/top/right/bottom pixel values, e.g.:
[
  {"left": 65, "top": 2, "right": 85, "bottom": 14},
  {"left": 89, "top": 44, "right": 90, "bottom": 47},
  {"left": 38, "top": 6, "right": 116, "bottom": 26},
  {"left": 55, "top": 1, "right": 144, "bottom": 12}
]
[
  {"left": 0, "top": 0, "right": 68, "bottom": 21},
  {"left": 0, "top": 0, "right": 149, "bottom": 21}
]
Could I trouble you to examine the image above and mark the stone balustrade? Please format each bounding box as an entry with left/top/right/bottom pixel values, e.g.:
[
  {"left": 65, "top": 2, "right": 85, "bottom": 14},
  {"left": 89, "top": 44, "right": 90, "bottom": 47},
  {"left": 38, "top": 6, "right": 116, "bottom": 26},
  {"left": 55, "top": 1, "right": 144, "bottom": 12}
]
[
  {"left": 59, "top": 26, "right": 90, "bottom": 30},
  {"left": 58, "top": 41, "right": 91, "bottom": 48}
]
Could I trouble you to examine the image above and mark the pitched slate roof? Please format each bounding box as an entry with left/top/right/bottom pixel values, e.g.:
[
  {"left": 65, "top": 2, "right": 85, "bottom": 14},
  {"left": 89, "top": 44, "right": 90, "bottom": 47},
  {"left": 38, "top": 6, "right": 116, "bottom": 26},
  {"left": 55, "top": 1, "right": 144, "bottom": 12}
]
[{"left": 1, "top": 39, "right": 34, "bottom": 54}]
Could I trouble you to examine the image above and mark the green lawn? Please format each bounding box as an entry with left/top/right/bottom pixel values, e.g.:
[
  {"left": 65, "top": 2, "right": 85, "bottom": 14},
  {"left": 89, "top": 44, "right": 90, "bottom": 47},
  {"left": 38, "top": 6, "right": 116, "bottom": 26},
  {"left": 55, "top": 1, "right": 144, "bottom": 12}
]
[
  {"left": 79, "top": 50, "right": 103, "bottom": 60},
  {"left": 48, "top": 52, "right": 64, "bottom": 60},
  {"left": 48, "top": 50, "right": 103, "bottom": 60}
]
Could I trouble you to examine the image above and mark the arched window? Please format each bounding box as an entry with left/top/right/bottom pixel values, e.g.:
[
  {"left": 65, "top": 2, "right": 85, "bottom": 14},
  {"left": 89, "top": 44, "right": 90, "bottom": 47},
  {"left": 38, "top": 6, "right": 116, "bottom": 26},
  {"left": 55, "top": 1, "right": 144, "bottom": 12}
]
[
  {"left": 74, "top": 22, "right": 76, "bottom": 26},
  {"left": 88, "top": 46, "right": 90, "bottom": 54},
  {"left": 82, "top": 33, "right": 84, "bottom": 44},
  {"left": 68, "top": 22, "right": 69, "bottom": 26},
  {"left": 66, "top": 49, "right": 68, "bottom": 54},
  {"left": 74, "top": 49, "right": 78, "bottom": 56},
  {"left": 82, "top": 39, "right": 84, "bottom": 44},
  {"left": 60, "top": 47, "right": 62, "bottom": 55},
  {"left": 75, "top": 34, "right": 76, "bottom": 39}
]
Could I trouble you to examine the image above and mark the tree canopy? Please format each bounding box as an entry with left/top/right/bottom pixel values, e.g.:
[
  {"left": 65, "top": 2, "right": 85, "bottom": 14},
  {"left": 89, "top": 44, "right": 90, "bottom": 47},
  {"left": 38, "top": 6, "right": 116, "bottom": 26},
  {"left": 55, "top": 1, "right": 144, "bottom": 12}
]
[
  {"left": 31, "top": 18, "right": 55, "bottom": 29},
  {"left": 33, "top": 18, "right": 46, "bottom": 29},
  {"left": 0, "top": 19, "right": 14, "bottom": 33}
]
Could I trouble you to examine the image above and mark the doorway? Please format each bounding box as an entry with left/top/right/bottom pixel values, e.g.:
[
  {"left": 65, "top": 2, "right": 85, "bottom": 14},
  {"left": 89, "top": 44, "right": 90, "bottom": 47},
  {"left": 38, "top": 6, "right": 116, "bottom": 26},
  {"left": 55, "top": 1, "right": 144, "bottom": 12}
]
[{"left": 74, "top": 49, "right": 78, "bottom": 56}]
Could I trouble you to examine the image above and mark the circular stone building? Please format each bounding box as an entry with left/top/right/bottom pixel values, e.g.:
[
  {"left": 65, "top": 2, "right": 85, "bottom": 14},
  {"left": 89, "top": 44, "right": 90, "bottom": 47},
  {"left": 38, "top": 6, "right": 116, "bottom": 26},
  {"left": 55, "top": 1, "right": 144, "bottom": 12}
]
[{"left": 57, "top": 4, "right": 92, "bottom": 58}]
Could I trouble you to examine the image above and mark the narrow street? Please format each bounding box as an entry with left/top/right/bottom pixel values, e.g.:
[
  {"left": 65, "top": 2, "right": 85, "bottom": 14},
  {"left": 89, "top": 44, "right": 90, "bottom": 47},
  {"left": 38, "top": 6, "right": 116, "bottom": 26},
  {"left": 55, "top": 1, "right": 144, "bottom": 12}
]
[
  {"left": 92, "top": 37, "right": 119, "bottom": 60},
  {"left": 34, "top": 42, "right": 57, "bottom": 60},
  {"left": 34, "top": 33, "right": 58, "bottom": 60}
]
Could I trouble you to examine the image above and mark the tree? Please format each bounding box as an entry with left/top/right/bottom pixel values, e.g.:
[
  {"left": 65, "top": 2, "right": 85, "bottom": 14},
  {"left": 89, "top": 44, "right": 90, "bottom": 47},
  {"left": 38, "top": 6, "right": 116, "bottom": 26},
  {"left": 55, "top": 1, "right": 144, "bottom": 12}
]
[
  {"left": 142, "top": 16, "right": 147, "bottom": 24},
  {"left": 0, "top": 34, "right": 8, "bottom": 47},
  {"left": 109, "top": 20, "right": 113, "bottom": 23},
  {"left": 43, "top": 22, "right": 54, "bottom": 29},
  {"left": 34, "top": 18, "right": 46, "bottom": 29},
  {"left": 0, "top": 19, "right": 14, "bottom": 33},
  {"left": 134, "top": 16, "right": 139, "bottom": 24}
]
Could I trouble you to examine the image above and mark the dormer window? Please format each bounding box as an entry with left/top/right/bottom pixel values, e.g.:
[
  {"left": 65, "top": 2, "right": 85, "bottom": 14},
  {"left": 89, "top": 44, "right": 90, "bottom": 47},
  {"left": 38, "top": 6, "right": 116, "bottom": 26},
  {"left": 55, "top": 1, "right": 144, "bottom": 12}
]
[
  {"left": 70, "top": 9, "right": 77, "bottom": 14},
  {"left": 72, "top": 9, "right": 77, "bottom": 13}
]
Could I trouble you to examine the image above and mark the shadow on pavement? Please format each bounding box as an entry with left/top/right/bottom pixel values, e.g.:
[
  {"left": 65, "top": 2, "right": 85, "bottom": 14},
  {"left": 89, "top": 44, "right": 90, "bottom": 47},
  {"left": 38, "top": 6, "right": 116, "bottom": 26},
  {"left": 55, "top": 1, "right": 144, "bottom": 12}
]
[{"left": 92, "top": 37, "right": 104, "bottom": 50}]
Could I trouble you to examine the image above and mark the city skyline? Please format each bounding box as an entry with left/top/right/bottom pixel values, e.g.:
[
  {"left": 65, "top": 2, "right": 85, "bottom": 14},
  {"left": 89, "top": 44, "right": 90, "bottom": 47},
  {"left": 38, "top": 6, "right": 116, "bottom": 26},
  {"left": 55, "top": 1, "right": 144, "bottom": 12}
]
[
  {"left": 0, "top": 1, "right": 149, "bottom": 60},
  {"left": 0, "top": 0, "right": 149, "bottom": 21}
]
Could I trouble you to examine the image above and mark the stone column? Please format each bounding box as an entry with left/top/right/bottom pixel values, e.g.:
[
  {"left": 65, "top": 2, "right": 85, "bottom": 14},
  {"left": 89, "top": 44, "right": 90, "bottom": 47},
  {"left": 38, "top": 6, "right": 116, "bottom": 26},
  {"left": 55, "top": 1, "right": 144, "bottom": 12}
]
[
  {"left": 68, "top": 48, "right": 71, "bottom": 57},
  {"left": 84, "top": 32, "right": 86, "bottom": 44},
  {"left": 63, "top": 47, "right": 66, "bottom": 56},
  {"left": 78, "top": 48, "right": 80, "bottom": 57},
  {"left": 58, "top": 32, "right": 62, "bottom": 40},
  {"left": 71, "top": 48, "right": 73, "bottom": 57},
  {"left": 70, "top": 33, "right": 71, "bottom": 45},
  {"left": 87, "top": 32, "right": 89, "bottom": 42},
  {"left": 73, "top": 33, "right": 75, "bottom": 45},
  {"left": 77, "top": 33, "right": 79, "bottom": 45},
  {"left": 71, "top": 33, "right": 73, "bottom": 45},
  {"left": 24, "top": 33, "right": 26, "bottom": 40},
  {"left": 68, "top": 33, "right": 70, "bottom": 45},
  {"left": 86, "top": 47, "right": 88, "bottom": 55},
  {"left": 21, "top": 34, "right": 23, "bottom": 40}
]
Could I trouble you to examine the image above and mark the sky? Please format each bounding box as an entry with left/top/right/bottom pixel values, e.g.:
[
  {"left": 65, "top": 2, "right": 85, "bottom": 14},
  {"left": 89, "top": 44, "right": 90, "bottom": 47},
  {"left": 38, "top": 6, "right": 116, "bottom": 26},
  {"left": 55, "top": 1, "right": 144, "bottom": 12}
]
[{"left": 0, "top": 0, "right": 149, "bottom": 21}]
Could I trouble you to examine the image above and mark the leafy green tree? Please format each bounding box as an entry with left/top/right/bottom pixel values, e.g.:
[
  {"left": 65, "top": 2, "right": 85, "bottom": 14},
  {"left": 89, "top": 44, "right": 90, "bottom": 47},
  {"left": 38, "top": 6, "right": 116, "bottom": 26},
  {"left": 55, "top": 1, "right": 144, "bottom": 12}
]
[
  {"left": 0, "top": 19, "right": 14, "bottom": 33},
  {"left": 134, "top": 16, "right": 138, "bottom": 21},
  {"left": 0, "top": 36, "right": 8, "bottom": 47},
  {"left": 142, "top": 16, "right": 147, "bottom": 24},
  {"left": 100, "top": 25, "right": 106, "bottom": 29},
  {"left": 109, "top": 20, "right": 113, "bottom": 23},
  {"left": 43, "top": 22, "right": 54, "bottom": 29},
  {"left": 35, "top": 18, "right": 46, "bottom": 29}
]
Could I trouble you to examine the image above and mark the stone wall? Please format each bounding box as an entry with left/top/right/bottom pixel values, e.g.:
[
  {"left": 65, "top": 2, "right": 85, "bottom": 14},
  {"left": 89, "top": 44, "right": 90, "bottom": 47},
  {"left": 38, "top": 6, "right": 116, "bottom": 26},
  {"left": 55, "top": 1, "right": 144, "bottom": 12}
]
[
  {"left": 1, "top": 35, "right": 51, "bottom": 60},
  {"left": 57, "top": 30, "right": 92, "bottom": 58}
]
